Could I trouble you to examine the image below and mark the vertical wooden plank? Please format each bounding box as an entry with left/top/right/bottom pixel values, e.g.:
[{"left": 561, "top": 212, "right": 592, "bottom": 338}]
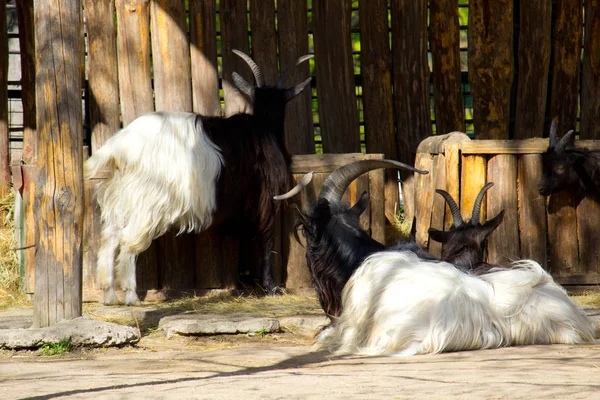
[
  {"left": 115, "top": 0, "right": 154, "bottom": 125},
  {"left": 485, "top": 155, "right": 518, "bottom": 265},
  {"left": 220, "top": 0, "right": 251, "bottom": 115},
  {"left": 413, "top": 154, "right": 435, "bottom": 249},
  {"left": 514, "top": 0, "right": 552, "bottom": 139},
  {"left": 517, "top": 155, "right": 547, "bottom": 268},
  {"left": 359, "top": 0, "right": 399, "bottom": 223},
  {"left": 444, "top": 143, "right": 461, "bottom": 230},
  {"left": 460, "top": 155, "right": 487, "bottom": 222},
  {"left": 548, "top": 0, "right": 582, "bottom": 135},
  {"left": 547, "top": 192, "right": 579, "bottom": 276},
  {"left": 429, "top": 0, "right": 465, "bottom": 135},
  {"left": 368, "top": 166, "right": 386, "bottom": 244},
  {"left": 84, "top": 0, "right": 121, "bottom": 151},
  {"left": 390, "top": 0, "right": 431, "bottom": 164},
  {"left": 16, "top": 0, "right": 37, "bottom": 164},
  {"left": 0, "top": 0, "right": 8, "bottom": 208},
  {"left": 428, "top": 154, "right": 447, "bottom": 257},
  {"left": 150, "top": 0, "right": 192, "bottom": 112},
  {"left": 21, "top": 166, "right": 36, "bottom": 294},
  {"left": 195, "top": 227, "right": 239, "bottom": 289},
  {"left": 189, "top": 0, "right": 220, "bottom": 116},
  {"left": 277, "top": 0, "right": 313, "bottom": 154},
  {"left": 33, "top": 0, "right": 83, "bottom": 327},
  {"left": 468, "top": 0, "right": 514, "bottom": 139},
  {"left": 312, "top": 0, "right": 360, "bottom": 153},
  {"left": 158, "top": 231, "right": 196, "bottom": 291},
  {"left": 577, "top": 198, "right": 600, "bottom": 277},
  {"left": 581, "top": 0, "right": 600, "bottom": 139},
  {"left": 83, "top": 179, "right": 101, "bottom": 291},
  {"left": 249, "top": 0, "right": 277, "bottom": 84}
]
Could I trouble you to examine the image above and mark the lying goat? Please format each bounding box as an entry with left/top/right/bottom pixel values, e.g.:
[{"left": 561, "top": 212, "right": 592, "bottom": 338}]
[
  {"left": 276, "top": 161, "right": 596, "bottom": 356},
  {"left": 428, "top": 182, "right": 504, "bottom": 274},
  {"left": 85, "top": 50, "right": 313, "bottom": 305},
  {"left": 539, "top": 118, "right": 600, "bottom": 201}
]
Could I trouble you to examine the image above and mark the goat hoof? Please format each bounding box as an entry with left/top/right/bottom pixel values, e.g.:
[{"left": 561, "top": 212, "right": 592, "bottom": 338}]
[
  {"left": 124, "top": 290, "right": 141, "bottom": 306},
  {"left": 102, "top": 289, "right": 121, "bottom": 306},
  {"left": 267, "top": 286, "right": 285, "bottom": 296}
]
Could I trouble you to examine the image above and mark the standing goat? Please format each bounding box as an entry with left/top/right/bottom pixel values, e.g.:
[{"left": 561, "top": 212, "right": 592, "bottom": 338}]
[
  {"left": 276, "top": 161, "right": 596, "bottom": 356},
  {"left": 428, "top": 183, "right": 504, "bottom": 274},
  {"left": 539, "top": 119, "right": 600, "bottom": 200},
  {"left": 84, "top": 50, "right": 313, "bottom": 305}
]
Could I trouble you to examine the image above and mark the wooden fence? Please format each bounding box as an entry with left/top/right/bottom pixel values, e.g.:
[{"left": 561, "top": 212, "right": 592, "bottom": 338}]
[{"left": 413, "top": 133, "right": 600, "bottom": 288}]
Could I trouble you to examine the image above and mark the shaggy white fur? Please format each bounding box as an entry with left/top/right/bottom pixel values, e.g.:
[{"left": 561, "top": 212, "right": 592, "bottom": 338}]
[
  {"left": 84, "top": 112, "right": 223, "bottom": 305},
  {"left": 317, "top": 251, "right": 595, "bottom": 356}
]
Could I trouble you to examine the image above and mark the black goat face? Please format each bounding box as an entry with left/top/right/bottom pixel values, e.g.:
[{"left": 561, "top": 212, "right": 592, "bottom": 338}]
[{"left": 539, "top": 147, "right": 583, "bottom": 197}]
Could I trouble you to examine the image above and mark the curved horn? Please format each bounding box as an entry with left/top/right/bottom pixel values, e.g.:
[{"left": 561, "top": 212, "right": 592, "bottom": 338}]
[
  {"left": 232, "top": 49, "right": 265, "bottom": 88},
  {"left": 276, "top": 54, "right": 314, "bottom": 89},
  {"left": 273, "top": 172, "right": 314, "bottom": 201},
  {"left": 556, "top": 129, "right": 576, "bottom": 153},
  {"left": 549, "top": 117, "right": 558, "bottom": 148},
  {"left": 435, "top": 189, "right": 464, "bottom": 227},
  {"left": 470, "top": 182, "right": 494, "bottom": 225},
  {"left": 319, "top": 159, "right": 429, "bottom": 204}
]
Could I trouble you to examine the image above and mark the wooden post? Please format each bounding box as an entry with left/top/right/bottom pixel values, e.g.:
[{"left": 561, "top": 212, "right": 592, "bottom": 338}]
[
  {"left": 581, "top": 0, "right": 600, "bottom": 139},
  {"left": 0, "top": 0, "right": 9, "bottom": 215},
  {"left": 33, "top": 0, "right": 84, "bottom": 327}
]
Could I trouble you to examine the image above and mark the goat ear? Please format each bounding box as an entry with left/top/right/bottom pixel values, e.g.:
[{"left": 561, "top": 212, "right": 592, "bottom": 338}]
[
  {"left": 232, "top": 72, "right": 255, "bottom": 98},
  {"left": 349, "top": 191, "right": 369, "bottom": 216},
  {"left": 476, "top": 209, "right": 505, "bottom": 243},
  {"left": 428, "top": 228, "right": 451, "bottom": 243}
]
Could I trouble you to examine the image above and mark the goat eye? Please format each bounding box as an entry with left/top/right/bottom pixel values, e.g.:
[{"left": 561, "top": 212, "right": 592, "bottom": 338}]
[{"left": 554, "top": 165, "right": 565, "bottom": 174}]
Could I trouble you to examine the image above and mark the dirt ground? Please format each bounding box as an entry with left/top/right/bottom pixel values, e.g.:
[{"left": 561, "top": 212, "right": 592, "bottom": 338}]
[{"left": 2, "top": 328, "right": 600, "bottom": 399}]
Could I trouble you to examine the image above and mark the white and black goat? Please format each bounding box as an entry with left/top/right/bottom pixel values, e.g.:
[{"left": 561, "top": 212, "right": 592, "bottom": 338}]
[
  {"left": 428, "top": 183, "right": 504, "bottom": 274},
  {"left": 276, "top": 161, "right": 596, "bottom": 356},
  {"left": 84, "top": 50, "right": 313, "bottom": 305},
  {"left": 539, "top": 119, "right": 600, "bottom": 200}
]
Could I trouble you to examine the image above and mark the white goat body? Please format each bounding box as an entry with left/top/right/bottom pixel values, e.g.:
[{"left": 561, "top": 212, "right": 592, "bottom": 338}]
[
  {"left": 84, "top": 112, "right": 223, "bottom": 304},
  {"left": 318, "top": 251, "right": 596, "bottom": 356}
]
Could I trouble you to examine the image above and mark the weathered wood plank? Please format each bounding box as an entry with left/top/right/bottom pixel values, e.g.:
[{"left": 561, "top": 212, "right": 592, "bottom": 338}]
[
  {"left": 115, "top": 0, "right": 154, "bottom": 125},
  {"left": 517, "top": 154, "right": 547, "bottom": 268},
  {"left": 413, "top": 153, "right": 435, "bottom": 249},
  {"left": 189, "top": 0, "right": 220, "bottom": 116},
  {"left": 547, "top": 192, "right": 580, "bottom": 276},
  {"left": 460, "top": 139, "right": 600, "bottom": 154},
  {"left": 444, "top": 143, "right": 461, "bottom": 230},
  {"left": 291, "top": 153, "right": 368, "bottom": 173},
  {"left": 158, "top": 231, "right": 196, "bottom": 291},
  {"left": 220, "top": 0, "right": 251, "bottom": 115},
  {"left": 312, "top": 0, "right": 360, "bottom": 153},
  {"left": 277, "top": 0, "right": 314, "bottom": 154},
  {"left": 358, "top": 0, "right": 398, "bottom": 223},
  {"left": 33, "top": 0, "right": 84, "bottom": 327},
  {"left": 485, "top": 155, "right": 519, "bottom": 265},
  {"left": 513, "top": 0, "right": 552, "bottom": 139},
  {"left": 150, "top": 0, "right": 192, "bottom": 112},
  {"left": 21, "top": 166, "right": 36, "bottom": 294},
  {"left": 577, "top": 197, "right": 600, "bottom": 276},
  {"left": 84, "top": 0, "right": 120, "bottom": 151},
  {"left": 429, "top": 0, "right": 465, "bottom": 135},
  {"left": 16, "top": 0, "right": 37, "bottom": 164},
  {"left": 249, "top": 0, "right": 277, "bottom": 84},
  {"left": 468, "top": 0, "right": 514, "bottom": 139},
  {"left": 428, "top": 154, "right": 447, "bottom": 258},
  {"left": 391, "top": 0, "right": 432, "bottom": 163},
  {"left": 581, "top": 0, "right": 600, "bottom": 139},
  {"left": 0, "top": 0, "right": 8, "bottom": 208},
  {"left": 548, "top": 0, "right": 583, "bottom": 135},
  {"left": 460, "top": 155, "right": 487, "bottom": 222},
  {"left": 195, "top": 228, "right": 239, "bottom": 290},
  {"left": 83, "top": 179, "right": 101, "bottom": 291}
]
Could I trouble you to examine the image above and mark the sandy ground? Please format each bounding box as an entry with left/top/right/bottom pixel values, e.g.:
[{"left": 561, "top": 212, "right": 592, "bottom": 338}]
[{"left": 2, "top": 334, "right": 600, "bottom": 400}]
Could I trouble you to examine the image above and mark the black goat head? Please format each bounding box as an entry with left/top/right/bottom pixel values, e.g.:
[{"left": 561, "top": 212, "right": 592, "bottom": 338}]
[
  {"left": 428, "top": 182, "right": 504, "bottom": 271},
  {"left": 538, "top": 118, "right": 584, "bottom": 197}
]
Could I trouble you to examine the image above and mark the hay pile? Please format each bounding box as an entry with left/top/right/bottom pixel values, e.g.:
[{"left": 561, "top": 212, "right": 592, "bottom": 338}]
[{"left": 0, "top": 189, "right": 25, "bottom": 308}]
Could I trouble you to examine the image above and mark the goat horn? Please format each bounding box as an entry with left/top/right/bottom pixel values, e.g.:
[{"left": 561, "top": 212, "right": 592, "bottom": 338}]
[
  {"left": 549, "top": 117, "right": 558, "bottom": 148},
  {"left": 319, "top": 159, "right": 429, "bottom": 204},
  {"left": 556, "top": 129, "right": 576, "bottom": 153},
  {"left": 470, "top": 182, "right": 494, "bottom": 225},
  {"left": 283, "top": 77, "right": 312, "bottom": 102},
  {"left": 232, "top": 49, "right": 265, "bottom": 88},
  {"left": 435, "top": 189, "right": 464, "bottom": 227},
  {"left": 273, "top": 172, "right": 314, "bottom": 201},
  {"left": 276, "top": 54, "right": 314, "bottom": 89}
]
